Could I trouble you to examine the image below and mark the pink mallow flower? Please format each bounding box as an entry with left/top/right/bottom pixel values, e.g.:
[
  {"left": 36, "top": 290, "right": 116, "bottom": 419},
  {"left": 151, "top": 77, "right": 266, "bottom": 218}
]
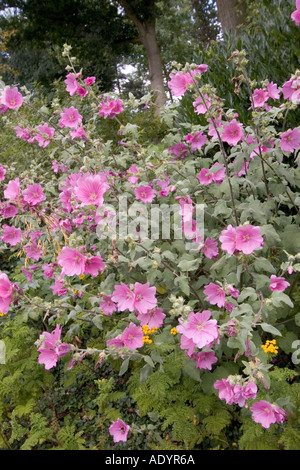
[
  {"left": 203, "top": 283, "right": 226, "bottom": 308},
  {"left": 98, "top": 295, "right": 117, "bottom": 315},
  {"left": 1, "top": 225, "right": 23, "bottom": 246},
  {"left": 137, "top": 307, "right": 165, "bottom": 329},
  {"left": 22, "top": 183, "right": 46, "bottom": 206},
  {"left": 269, "top": 275, "right": 290, "bottom": 292},
  {"left": 121, "top": 322, "right": 144, "bottom": 349},
  {"left": 37, "top": 324, "right": 71, "bottom": 370},
  {"left": 221, "top": 119, "right": 244, "bottom": 146},
  {"left": 220, "top": 224, "right": 264, "bottom": 255},
  {"left": 177, "top": 310, "right": 219, "bottom": 350},
  {"left": 0, "top": 165, "right": 6, "bottom": 181},
  {"left": 57, "top": 247, "right": 86, "bottom": 276},
  {"left": 250, "top": 400, "right": 287, "bottom": 428},
  {"left": 109, "top": 418, "right": 130, "bottom": 443},
  {"left": 168, "top": 71, "right": 193, "bottom": 97},
  {"left": 135, "top": 185, "right": 156, "bottom": 203},
  {"left": 0, "top": 86, "right": 23, "bottom": 109},
  {"left": 98, "top": 97, "right": 124, "bottom": 119},
  {"left": 184, "top": 131, "right": 207, "bottom": 151},
  {"left": 59, "top": 106, "right": 82, "bottom": 128},
  {"left": 24, "top": 242, "right": 42, "bottom": 261},
  {"left": 214, "top": 377, "right": 257, "bottom": 407},
  {"left": 84, "top": 256, "right": 105, "bottom": 277},
  {"left": 112, "top": 282, "right": 157, "bottom": 314},
  {"left": 4, "top": 178, "right": 20, "bottom": 201},
  {"left": 280, "top": 128, "right": 300, "bottom": 153},
  {"left": 201, "top": 237, "right": 219, "bottom": 259},
  {"left": 64, "top": 72, "right": 79, "bottom": 96},
  {"left": 291, "top": 0, "right": 300, "bottom": 26},
  {"left": 0, "top": 271, "right": 14, "bottom": 314},
  {"left": 252, "top": 88, "right": 269, "bottom": 108},
  {"left": 74, "top": 173, "right": 110, "bottom": 207},
  {"left": 235, "top": 225, "right": 264, "bottom": 255},
  {"left": 50, "top": 277, "right": 69, "bottom": 296},
  {"left": 195, "top": 350, "right": 218, "bottom": 370},
  {"left": 34, "top": 123, "right": 55, "bottom": 148}
]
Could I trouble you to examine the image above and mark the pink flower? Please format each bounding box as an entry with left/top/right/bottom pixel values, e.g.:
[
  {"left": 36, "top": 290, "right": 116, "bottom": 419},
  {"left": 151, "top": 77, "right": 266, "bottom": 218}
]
[
  {"left": 0, "top": 272, "right": 14, "bottom": 299},
  {"left": 37, "top": 324, "right": 71, "bottom": 370},
  {"left": 74, "top": 173, "right": 110, "bottom": 207},
  {"left": 22, "top": 183, "right": 46, "bottom": 206},
  {"left": 112, "top": 282, "right": 157, "bottom": 314},
  {"left": 214, "top": 379, "right": 234, "bottom": 404},
  {"left": 64, "top": 73, "right": 79, "bottom": 96},
  {"left": 184, "top": 131, "right": 207, "bottom": 151},
  {"left": 4, "top": 178, "right": 20, "bottom": 201},
  {"left": 203, "top": 283, "right": 226, "bottom": 308},
  {"left": 219, "top": 224, "right": 237, "bottom": 255},
  {"left": 291, "top": 0, "right": 300, "bottom": 26},
  {"left": 135, "top": 185, "right": 156, "bottom": 203},
  {"left": 1, "top": 204, "right": 18, "bottom": 218},
  {"left": 111, "top": 283, "right": 136, "bottom": 312},
  {"left": 84, "top": 76, "right": 96, "bottom": 86},
  {"left": 195, "top": 351, "right": 218, "bottom": 370},
  {"left": 34, "top": 123, "right": 55, "bottom": 147},
  {"left": 98, "top": 97, "right": 124, "bottom": 119},
  {"left": 214, "top": 378, "right": 257, "bottom": 407},
  {"left": 252, "top": 88, "right": 269, "bottom": 108},
  {"left": 57, "top": 247, "right": 86, "bottom": 276},
  {"left": 1, "top": 225, "right": 23, "bottom": 246},
  {"left": 133, "top": 282, "right": 157, "bottom": 315},
  {"left": 109, "top": 418, "right": 130, "bottom": 443},
  {"left": 70, "top": 126, "right": 87, "bottom": 140},
  {"left": 177, "top": 310, "right": 219, "bottom": 349},
  {"left": 282, "top": 75, "right": 300, "bottom": 103},
  {"left": 59, "top": 106, "right": 82, "bottom": 128},
  {"left": 193, "top": 94, "right": 212, "bottom": 114},
  {"left": 269, "top": 275, "right": 290, "bottom": 292},
  {"left": 121, "top": 322, "right": 144, "bottom": 349},
  {"left": 202, "top": 237, "right": 219, "bottom": 259},
  {"left": 168, "top": 142, "right": 189, "bottom": 159},
  {"left": 0, "top": 165, "right": 6, "bottom": 181},
  {"left": 84, "top": 256, "right": 105, "bottom": 277},
  {"left": 235, "top": 225, "right": 264, "bottom": 255},
  {"left": 211, "top": 163, "right": 226, "bottom": 185},
  {"left": 267, "top": 82, "right": 280, "bottom": 100},
  {"left": 280, "top": 128, "right": 300, "bottom": 152},
  {"left": 250, "top": 400, "right": 286, "bottom": 428},
  {"left": 42, "top": 264, "right": 54, "bottom": 278},
  {"left": 24, "top": 242, "right": 42, "bottom": 261},
  {"left": 197, "top": 168, "right": 214, "bottom": 185},
  {"left": 98, "top": 295, "right": 117, "bottom": 315},
  {"left": 167, "top": 71, "right": 193, "bottom": 97},
  {"left": 0, "top": 86, "right": 23, "bottom": 109},
  {"left": 50, "top": 277, "right": 69, "bottom": 296},
  {"left": 137, "top": 307, "right": 165, "bottom": 329},
  {"left": 221, "top": 119, "right": 244, "bottom": 146}
]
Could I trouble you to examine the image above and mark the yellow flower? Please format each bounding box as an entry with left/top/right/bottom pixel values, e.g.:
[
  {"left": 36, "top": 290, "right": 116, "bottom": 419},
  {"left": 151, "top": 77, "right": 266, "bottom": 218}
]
[
  {"left": 170, "top": 327, "right": 178, "bottom": 335},
  {"left": 79, "top": 274, "right": 85, "bottom": 280},
  {"left": 0, "top": 311, "right": 5, "bottom": 317},
  {"left": 261, "top": 339, "right": 279, "bottom": 354}
]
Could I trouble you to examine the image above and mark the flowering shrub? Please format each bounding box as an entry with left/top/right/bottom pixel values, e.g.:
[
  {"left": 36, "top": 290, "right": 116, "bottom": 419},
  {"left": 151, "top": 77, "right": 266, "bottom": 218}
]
[{"left": 0, "top": 17, "right": 300, "bottom": 450}]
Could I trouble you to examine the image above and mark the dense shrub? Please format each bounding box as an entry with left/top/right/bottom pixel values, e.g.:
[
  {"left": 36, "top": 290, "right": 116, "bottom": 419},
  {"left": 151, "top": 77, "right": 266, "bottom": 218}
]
[{"left": 0, "top": 5, "right": 300, "bottom": 449}]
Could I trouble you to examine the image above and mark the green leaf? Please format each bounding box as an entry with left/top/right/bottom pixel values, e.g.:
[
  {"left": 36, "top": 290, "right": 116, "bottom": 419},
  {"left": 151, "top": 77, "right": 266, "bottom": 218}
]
[
  {"left": 260, "top": 323, "right": 282, "bottom": 337},
  {"left": 271, "top": 291, "right": 294, "bottom": 308},
  {"left": 119, "top": 357, "right": 130, "bottom": 376},
  {"left": 140, "top": 363, "right": 153, "bottom": 383}
]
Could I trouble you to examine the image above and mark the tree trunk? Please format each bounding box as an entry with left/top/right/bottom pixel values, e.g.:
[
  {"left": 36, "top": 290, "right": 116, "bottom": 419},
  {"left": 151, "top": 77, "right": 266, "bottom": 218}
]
[
  {"left": 116, "top": 0, "right": 167, "bottom": 114},
  {"left": 216, "top": 0, "right": 247, "bottom": 33}
]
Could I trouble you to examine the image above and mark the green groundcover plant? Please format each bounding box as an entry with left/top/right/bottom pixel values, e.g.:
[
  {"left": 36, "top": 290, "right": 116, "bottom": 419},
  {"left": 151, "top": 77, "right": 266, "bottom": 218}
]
[{"left": 0, "top": 4, "right": 300, "bottom": 451}]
